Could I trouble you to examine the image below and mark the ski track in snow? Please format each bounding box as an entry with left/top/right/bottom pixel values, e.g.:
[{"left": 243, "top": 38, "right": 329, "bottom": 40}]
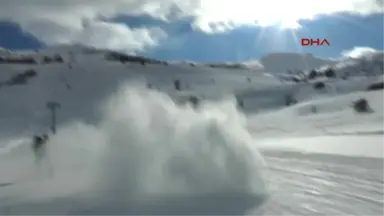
[
  {"left": 257, "top": 152, "right": 384, "bottom": 215},
  {"left": 1, "top": 146, "right": 382, "bottom": 215}
]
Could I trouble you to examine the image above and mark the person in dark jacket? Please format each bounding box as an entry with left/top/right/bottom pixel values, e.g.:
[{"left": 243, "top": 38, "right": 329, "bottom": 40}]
[
  {"left": 32, "top": 135, "right": 48, "bottom": 161},
  {"left": 32, "top": 133, "right": 53, "bottom": 175}
]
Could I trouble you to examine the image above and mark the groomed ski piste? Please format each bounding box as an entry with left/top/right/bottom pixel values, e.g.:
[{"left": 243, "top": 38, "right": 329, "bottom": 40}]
[{"left": 0, "top": 46, "right": 383, "bottom": 215}]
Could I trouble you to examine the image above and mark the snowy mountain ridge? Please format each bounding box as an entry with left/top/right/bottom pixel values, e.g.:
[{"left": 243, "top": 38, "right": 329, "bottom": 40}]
[
  {"left": 0, "top": 44, "right": 381, "bottom": 138},
  {"left": 1, "top": 45, "right": 382, "bottom": 76},
  {"left": 0, "top": 44, "right": 382, "bottom": 215}
]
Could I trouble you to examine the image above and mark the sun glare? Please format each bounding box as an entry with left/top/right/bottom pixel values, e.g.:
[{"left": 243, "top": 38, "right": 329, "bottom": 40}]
[
  {"left": 199, "top": 0, "right": 316, "bottom": 30},
  {"left": 199, "top": 0, "right": 379, "bottom": 31},
  {"left": 246, "top": 0, "right": 307, "bottom": 29}
]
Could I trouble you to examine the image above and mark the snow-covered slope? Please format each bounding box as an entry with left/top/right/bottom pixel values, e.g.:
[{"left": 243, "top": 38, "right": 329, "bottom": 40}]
[
  {"left": 0, "top": 46, "right": 273, "bottom": 215},
  {"left": 0, "top": 49, "right": 278, "bottom": 137},
  {"left": 0, "top": 44, "right": 382, "bottom": 159},
  {"left": 0, "top": 45, "right": 383, "bottom": 215}
]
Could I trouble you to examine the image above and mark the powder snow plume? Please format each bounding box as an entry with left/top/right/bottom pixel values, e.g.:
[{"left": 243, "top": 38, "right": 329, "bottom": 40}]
[{"left": 0, "top": 83, "right": 268, "bottom": 214}]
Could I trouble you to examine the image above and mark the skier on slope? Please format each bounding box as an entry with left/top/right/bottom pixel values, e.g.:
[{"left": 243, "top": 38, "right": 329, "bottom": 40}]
[{"left": 32, "top": 133, "right": 53, "bottom": 176}]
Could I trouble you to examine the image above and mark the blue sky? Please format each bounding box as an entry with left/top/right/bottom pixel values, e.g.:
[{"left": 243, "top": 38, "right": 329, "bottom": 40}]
[{"left": 0, "top": 11, "right": 382, "bottom": 63}]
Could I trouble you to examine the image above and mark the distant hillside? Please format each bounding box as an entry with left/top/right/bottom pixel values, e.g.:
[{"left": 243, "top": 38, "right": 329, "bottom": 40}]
[
  {"left": 202, "top": 53, "right": 337, "bottom": 74},
  {"left": 260, "top": 53, "right": 336, "bottom": 73},
  {"left": 205, "top": 61, "right": 264, "bottom": 70},
  {"left": 0, "top": 45, "right": 382, "bottom": 78}
]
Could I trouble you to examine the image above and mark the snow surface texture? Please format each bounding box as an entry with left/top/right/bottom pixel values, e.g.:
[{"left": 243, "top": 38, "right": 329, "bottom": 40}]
[{"left": 0, "top": 46, "right": 383, "bottom": 215}]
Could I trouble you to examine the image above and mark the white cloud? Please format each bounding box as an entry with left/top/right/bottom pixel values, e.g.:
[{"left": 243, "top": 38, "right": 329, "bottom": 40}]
[
  {"left": 77, "top": 21, "right": 166, "bottom": 52},
  {"left": 0, "top": 0, "right": 382, "bottom": 49},
  {"left": 0, "top": 0, "right": 171, "bottom": 53},
  {"left": 190, "top": 0, "right": 383, "bottom": 32},
  {"left": 18, "top": 19, "right": 166, "bottom": 53},
  {"left": 341, "top": 46, "right": 379, "bottom": 58},
  {"left": 27, "top": 19, "right": 165, "bottom": 51}
]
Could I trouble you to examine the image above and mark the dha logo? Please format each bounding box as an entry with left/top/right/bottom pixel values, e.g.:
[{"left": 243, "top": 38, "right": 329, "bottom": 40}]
[{"left": 301, "top": 38, "right": 330, "bottom": 46}]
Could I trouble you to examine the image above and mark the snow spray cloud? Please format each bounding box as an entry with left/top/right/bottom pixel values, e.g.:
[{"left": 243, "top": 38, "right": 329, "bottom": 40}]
[
  {"left": 0, "top": 82, "right": 268, "bottom": 214},
  {"left": 92, "top": 83, "right": 268, "bottom": 200}
]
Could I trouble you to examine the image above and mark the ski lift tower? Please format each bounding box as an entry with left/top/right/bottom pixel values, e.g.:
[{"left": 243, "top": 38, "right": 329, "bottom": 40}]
[{"left": 46, "top": 101, "right": 61, "bottom": 134}]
